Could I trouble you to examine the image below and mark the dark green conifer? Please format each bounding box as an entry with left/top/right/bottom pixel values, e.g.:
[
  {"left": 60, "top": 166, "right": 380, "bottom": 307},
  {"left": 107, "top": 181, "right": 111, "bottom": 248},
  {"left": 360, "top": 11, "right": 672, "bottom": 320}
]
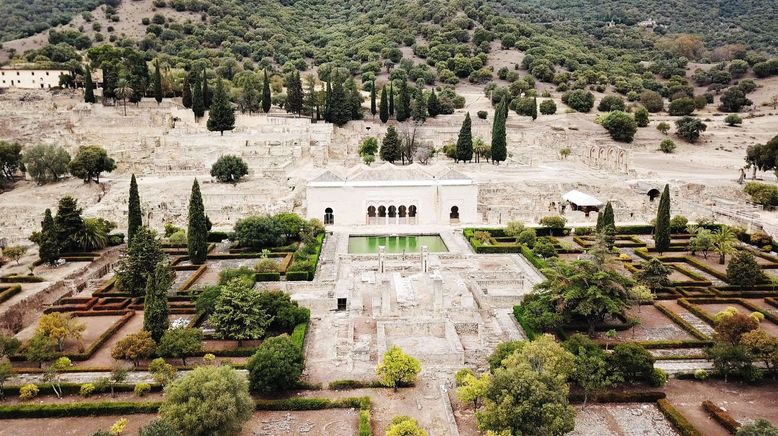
[
  {"left": 602, "top": 201, "right": 615, "bottom": 229},
  {"left": 531, "top": 96, "right": 538, "bottom": 121},
  {"left": 380, "top": 125, "right": 402, "bottom": 163},
  {"left": 144, "top": 260, "right": 171, "bottom": 343},
  {"left": 262, "top": 70, "right": 271, "bottom": 113},
  {"left": 412, "top": 87, "right": 426, "bottom": 122},
  {"left": 128, "top": 174, "right": 142, "bottom": 246},
  {"left": 182, "top": 73, "right": 192, "bottom": 109},
  {"left": 396, "top": 81, "right": 410, "bottom": 122},
  {"left": 427, "top": 88, "right": 440, "bottom": 117},
  {"left": 202, "top": 69, "right": 211, "bottom": 108},
  {"left": 206, "top": 79, "right": 235, "bottom": 135},
  {"left": 654, "top": 184, "right": 671, "bottom": 254},
  {"left": 84, "top": 69, "right": 95, "bottom": 103},
  {"left": 491, "top": 97, "right": 507, "bottom": 163},
  {"left": 191, "top": 77, "right": 204, "bottom": 121},
  {"left": 187, "top": 179, "right": 208, "bottom": 265},
  {"left": 456, "top": 113, "right": 473, "bottom": 163},
  {"left": 38, "top": 209, "right": 60, "bottom": 265},
  {"left": 379, "top": 86, "right": 389, "bottom": 123},
  {"left": 153, "top": 60, "right": 163, "bottom": 105},
  {"left": 370, "top": 81, "right": 377, "bottom": 118},
  {"left": 388, "top": 82, "right": 394, "bottom": 116}
]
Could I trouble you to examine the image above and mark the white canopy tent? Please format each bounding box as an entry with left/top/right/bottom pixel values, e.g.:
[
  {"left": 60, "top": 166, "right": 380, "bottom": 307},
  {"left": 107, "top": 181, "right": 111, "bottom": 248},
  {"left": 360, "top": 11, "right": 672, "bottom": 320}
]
[{"left": 562, "top": 190, "right": 604, "bottom": 216}]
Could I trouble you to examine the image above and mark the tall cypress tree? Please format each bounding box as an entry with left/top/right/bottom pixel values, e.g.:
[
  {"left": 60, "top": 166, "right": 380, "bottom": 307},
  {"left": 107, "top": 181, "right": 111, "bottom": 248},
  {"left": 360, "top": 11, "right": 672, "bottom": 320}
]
[
  {"left": 379, "top": 86, "right": 389, "bottom": 123},
  {"left": 654, "top": 184, "right": 671, "bottom": 254},
  {"left": 330, "top": 75, "right": 351, "bottom": 125},
  {"left": 388, "top": 82, "right": 394, "bottom": 117},
  {"left": 202, "top": 69, "right": 211, "bottom": 109},
  {"left": 206, "top": 79, "right": 235, "bottom": 135},
  {"left": 38, "top": 208, "right": 61, "bottom": 265},
  {"left": 456, "top": 112, "right": 473, "bottom": 163},
  {"left": 143, "top": 260, "right": 171, "bottom": 343},
  {"left": 427, "top": 88, "right": 440, "bottom": 117},
  {"left": 491, "top": 97, "right": 507, "bottom": 164},
  {"left": 182, "top": 73, "right": 192, "bottom": 108},
  {"left": 602, "top": 201, "right": 615, "bottom": 229},
  {"left": 128, "top": 174, "right": 142, "bottom": 246},
  {"left": 596, "top": 210, "right": 604, "bottom": 233},
  {"left": 396, "top": 81, "right": 410, "bottom": 122},
  {"left": 370, "top": 81, "right": 377, "bottom": 118},
  {"left": 191, "top": 77, "right": 204, "bottom": 121},
  {"left": 531, "top": 96, "right": 538, "bottom": 121},
  {"left": 187, "top": 179, "right": 208, "bottom": 265},
  {"left": 323, "top": 80, "right": 332, "bottom": 122},
  {"left": 412, "top": 86, "right": 426, "bottom": 122},
  {"left": 262, "top": 70, "right": 271, "bottom": 114},
  {"left": 153, "top": 60, "right": 163, "bottom": 105},
  {"left": 286, "top": 71, "right": 303, "bottom": 115},
  {"left": 84, "top": 69, "right": 95, "bottom": 103},
  {"left": 346, "top": 77, "right": 362, "bottom": 120}
]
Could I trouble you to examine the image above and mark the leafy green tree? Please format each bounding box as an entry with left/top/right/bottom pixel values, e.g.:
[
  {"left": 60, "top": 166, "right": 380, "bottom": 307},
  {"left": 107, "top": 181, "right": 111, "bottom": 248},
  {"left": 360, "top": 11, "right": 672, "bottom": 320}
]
[
  {"left": 539, "top": 99, "right": 556, "bottom": 115},
  {"left": 719, "top": 87, "right": 752, "bottom": 112},
  {"left": 634, "top": 258, "right": 671, "bottom": 292},
  {"left": 111, "top": 330, "right": 156, "bottom": 367},
  {"left": 0, "top": 362, "right": 11, "bottom": 399},
  {"left": 247, "top": 334, "right": 304, "bottom": 394},
  {"left": 487, "top": 340, "right": 525, "bottom": 372},
  {"left": 207, "top": 79, "right": 235, "bottom": 135},
  {"left": 477, "top": 334, "right": 575, "bottom": 435},
  {"left": 712, "top": 226, "right": 737, "bottom": 265},
  {"left": 257, "top": 290, "right": 309, "bottom": 331},
  {"left": 427, "top": 88, "right": 440, "bottom": 117},
  {"left": 37, "top": 312, "right": 85, "bottom": 351},
  {"left": 187, "top": 179, "right": 208, "bottom": 265},
  {"left": 656, "top": 122, "right": 671, "bottom": 135},
  {"left": 160, "top": 365, "right": 253, "bottom": 436},
  {"left": 640, "top": 90, "right": 664, "bottom": 112},
  {"left": 84, "top": 68, "right": 95, "bottom": 103},
  {"left": 456, "top": 113, "right": 473, "bottom": 163},
  {"left": 44, "top": 356, "right": 71, "bottom": 399},
  {"left": 668, "top": 97, "right": 695, "bottom": 116},
  {"left": 210, "top": 155, "right": 248, "bottom": 183},
  {"left": 675, "top": 116, "right": 707, "bottom": 143},
  {"left": 598, "top": 95, "right": 625, "bottom": 112},
  {"left": 0, "top": 333, "right": 21, "bottom": 360},
  {"left": 182, "top": 74, "right": 192, "bottom": 109},
  {"left": 128, "top": 174, "right": 142, "bottom": 246},
  {"left": 602, "top": 111, "right": 637, "bottom": 142},
  {"left": 24, "top": 333, "right": 55, "bottom": 368},
  {"left": 689, "top": 227, "right": 714, "bottom": 258},
  {"left": 153, "top": 60, "right": 163, "bottom": 104},
  {"left": 562, "top": 89, "right": 594, "bottom": 112},
  {"left": 634, "top": 107, "right": 649, "bottom": 127},
  {"left": 727, "top": 251, "right": 767, "bottom": 286},
  {"left": 377, "top": 345, "right": 421, "bottom": 391},
  {"left": 158, "top": 328, "right": 203, "bottom": 366},
  {"left": 741, "top": 329, "right": 778, "bottom": 378},
  {"left": 209, "top": 279, "right": 271, "bottom": 346},
  {"left": 238, "top": 75, "right": 260, "bottom": 114},
  {"left": 535, "top": 259, "right": 630, "bottom": 336},
  {"left": 491, "top": 97, "right": 507, "bottom": 164},
  {"left": 139, "top": 420, "right": 183, "bottom": 436},
  {"left": 380, "top": 125, "right": 402, "bottom": 163},
  {"left": 457, "top": 372, "right": 490, "bottom": 409},
  {"left": 706, "top": 342, "right": 760, "bottom": 382},
  {"left": 737, "top": 419, "right": 778, "bottom": 436},
  {"left": 69, "top": 146, "right": 115, "bottom": 183},
  {"left": 569, "top": 343, "right": 611, "bottom": 407},
  {"left": 379, "top": 86, "right": 389, "bottom": 123},
  {"left": 116, "top": 226, "right": 164, "bottom": 295},
  {"left": 609, "top": 343, "right": 654, "bottom": 382},
  {"left": 654, "top": 184, "right": 671, "bottom": 254},
  {"left": 191, "top": 76, "right": 205, "bottom": 121},
  {"left": 386, "top": 416, "right": 427, "bottom": 436},
  {"left": 262, "top": 70, "right": 271, "bottom": 113},
  {"left": 22, "top": 144, "right": 71, "bottom": 184},
  {"left": 143, "top": 260, "right": 172, "bottom": 342},
  {"left": 234, "top": 215, "right": 287, "bottom": 249}
]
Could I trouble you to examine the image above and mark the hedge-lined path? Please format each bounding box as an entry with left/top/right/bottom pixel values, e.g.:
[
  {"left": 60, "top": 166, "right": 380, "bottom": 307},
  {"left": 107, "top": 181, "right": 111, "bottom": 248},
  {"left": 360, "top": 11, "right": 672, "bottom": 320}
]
[
  {"left": 655, "top": 359, "right": 713, "bottom": 374},
  {"left": 7, "top": 368, "right": 249, "bottom": 386}
]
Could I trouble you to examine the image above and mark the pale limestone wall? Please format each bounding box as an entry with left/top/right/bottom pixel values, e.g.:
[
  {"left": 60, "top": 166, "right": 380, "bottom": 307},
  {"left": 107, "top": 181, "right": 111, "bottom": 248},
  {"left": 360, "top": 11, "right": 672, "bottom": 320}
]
[{"left": 0, "top": 69, "right": 66, "bottom": 88}]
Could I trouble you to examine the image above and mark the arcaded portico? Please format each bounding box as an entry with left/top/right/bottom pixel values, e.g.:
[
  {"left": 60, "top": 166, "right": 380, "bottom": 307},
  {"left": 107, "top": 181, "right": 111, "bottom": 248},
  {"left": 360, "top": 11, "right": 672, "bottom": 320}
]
[{"left": 306, "top": 163, "right": 478, "bottom": 225}]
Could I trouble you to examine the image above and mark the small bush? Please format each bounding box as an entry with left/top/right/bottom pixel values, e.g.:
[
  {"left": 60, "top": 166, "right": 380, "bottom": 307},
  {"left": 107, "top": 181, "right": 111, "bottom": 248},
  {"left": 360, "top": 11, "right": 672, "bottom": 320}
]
[
  {"left": 649, "top": 367, "right": 668, "bottom": 387},
  {"left": 455, "top": 368, "right": 474, "bottom": 386},
  {"left": 79, "top": 383, "right": 96, "bottom": 397},
  {"left": 19, "top": 384, "right": 39, "bottom": 400},
  {"left": 694, "top": 369, "right": 709, "bottom": 380},
  {"left": 134, "top": 383, "right": 151, "bottom": 397},
  {"left": 477, "top": 110, "right": 487, "bottom": 119},
  {"left": 724, "top": 114, "right": 742, "bottom": 126},
  {"left": 660, "top": 139, "right": 676, "bottom": 153}
]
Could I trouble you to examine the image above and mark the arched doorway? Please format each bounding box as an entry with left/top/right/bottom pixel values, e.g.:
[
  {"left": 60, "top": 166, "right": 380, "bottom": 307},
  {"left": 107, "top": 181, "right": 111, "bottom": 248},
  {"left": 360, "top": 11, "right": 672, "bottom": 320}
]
[
  {"left": 324, "top": 207, "right": 334, "bottom": 225},
  {"left": 367, "top": 206, "right": 376, "bottom": 225},
  {"left": 388, "top": 206, "right": 397, "bottom": 218},
  {"left": 450, "top": 206, "right": 460, "bottom": 223},
  {"left": 647, "top": 189, "right": 660, "bottom": 202},
  {"left": 398, "top": 206, "right": 407, "bottom": 224},
  {"left": 378, "top": 206, "right": 386, "bottom": 217},
  {"left": 408, "top": 205, "right": 417, "bottom": 224}
]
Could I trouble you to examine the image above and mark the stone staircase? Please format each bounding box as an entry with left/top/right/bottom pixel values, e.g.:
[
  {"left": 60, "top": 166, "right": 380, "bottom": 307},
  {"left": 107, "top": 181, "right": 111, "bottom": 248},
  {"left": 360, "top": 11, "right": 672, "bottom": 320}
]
[{"left": 678, "top": 311, "right": 715, "bottom": 337}]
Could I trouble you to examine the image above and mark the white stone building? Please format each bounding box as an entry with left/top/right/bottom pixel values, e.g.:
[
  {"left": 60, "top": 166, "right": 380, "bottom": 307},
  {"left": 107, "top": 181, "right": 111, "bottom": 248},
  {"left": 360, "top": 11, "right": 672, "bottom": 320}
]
[
  {"left": 306, "top": 163, "right": 479, "bottom": 226},
  {"left": 0, "top": 69, "right": 67, "bottom": 89}
]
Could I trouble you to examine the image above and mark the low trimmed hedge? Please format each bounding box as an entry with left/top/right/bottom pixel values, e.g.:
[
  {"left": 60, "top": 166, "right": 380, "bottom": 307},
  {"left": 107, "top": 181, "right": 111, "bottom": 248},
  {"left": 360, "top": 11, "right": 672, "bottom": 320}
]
[
  {"left": 291, "top": 322, "right": 308, "bottom": 351},
  {"left": 0, "top": 274, "right": 45, "bottom": 283},
  {"left": 569, "top": 390, "right": 665, "bottom": 404},
  {"left": 359, "top": 409, "right": 371, "bottom": 436},
  {"left": 2, "top": 382, "right": 162, "bottom": 397},
  {"left": 702, "top": 400, "right": 741, "bottom": 433},
  {"left": 0, "top": 401, "right": 162, "bottom": 419},
  {"left": 286, "top": 271, "right": 309, "bottom": 281},
  {"left": 254, "top": 396, "right": 371, "bottom": 411},
  {"left": 0, "top": 284, "right": 21, "bottom": 304},
  {"left": 520, "top": 245, "right": 548, "bottom": 270},
  {"left": 328, "top": 379, "right": 386, "bottom": 390},
  {"left": 657, "top": 399, "right": 702, "bottom": 436},
  {"left": 256, "top": 272, "right": 281, "bottom": 282}
]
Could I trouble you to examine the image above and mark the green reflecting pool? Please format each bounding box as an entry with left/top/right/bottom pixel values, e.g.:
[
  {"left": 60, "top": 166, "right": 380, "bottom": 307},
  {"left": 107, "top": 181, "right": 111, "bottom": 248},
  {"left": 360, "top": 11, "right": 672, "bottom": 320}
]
[{"left": 348, "top": 235, "right": 448, "bottom": 253}]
